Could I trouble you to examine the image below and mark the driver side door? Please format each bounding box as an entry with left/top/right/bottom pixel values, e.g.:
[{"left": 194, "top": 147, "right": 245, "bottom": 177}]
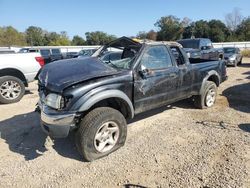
[{"left": 133, "top": 45, "right": 179, "bottom": 114}]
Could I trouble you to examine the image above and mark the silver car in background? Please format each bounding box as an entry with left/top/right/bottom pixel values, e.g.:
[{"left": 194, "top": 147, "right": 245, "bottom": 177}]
[{"left": 223, "top": 47, "right": 243, "bottom": 67}]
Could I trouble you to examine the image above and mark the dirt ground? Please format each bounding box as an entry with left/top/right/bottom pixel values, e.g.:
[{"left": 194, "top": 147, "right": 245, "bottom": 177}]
[{"left": 0, "top": 59, "right": 250, "bottom": 188}]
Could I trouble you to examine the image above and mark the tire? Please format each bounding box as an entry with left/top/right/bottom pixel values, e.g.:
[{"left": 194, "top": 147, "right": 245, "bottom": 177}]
[
  {"left": 193, "top": 81, "right": 217, "bottom": 109},
  {"left": 75, "top": 107, "right": 127, "bottom": 161},
  {"left": 233, "top": 60, "right": 237, "bottom": 67},
  {"left": 0, "top": 76, "right": 25, "bottom": 104},
  {"left": 238, "top": 58, "right": 242, "bottom": 65}
]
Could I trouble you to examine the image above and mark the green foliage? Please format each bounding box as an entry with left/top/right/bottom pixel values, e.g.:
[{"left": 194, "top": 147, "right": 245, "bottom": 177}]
[
  {"left": 241, "top": 49, "right": 250, "bottom": 57},
  {"left": 46, "top": 31, "right": 71, "bottom": 46},
  {"left": 25, "top": 26, "right": 45, "bottom": 46},
  {"left": 182, "top": 24, "right": 194, "bottom": 39},
  {"left": 147, "top": 30, "right": 157, "bottom": 41},
  {"left": 155, "top": 15, "right": 183, "bottom": 41},
  {"left": 193, "top": 20, "right": 210, "bottom": 38},
  {"left": 0, "top": 26, "right": 26, "bottom": 46},
  {"left": 136, "top": 30, "right": 157, "bottom": 41},
  {"left": 167, "top": 18, "right": 237, "bottom": 42},
  {"left": 208, "top": 20, "right": 230, "bottom": 42},
  {"left": 136, "top": 31, "right": 147, "bottom": 39},
  {"left": 71, "top": 35, "right": 86, "bottom": 45},
  {"left": 85, "top": 31, "right": 117, "bottom": 45},
  {"left": 236, "top": 17, "right": 250, "bottom": 41},
  {"left": 154, "top": 16, "right": 232, "bottom": 42},
  {"left": 25, "top": 28, "right": 71, "bottom": 46}
]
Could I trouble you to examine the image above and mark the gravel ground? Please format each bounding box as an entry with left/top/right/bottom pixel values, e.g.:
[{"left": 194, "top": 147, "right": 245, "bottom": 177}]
[{"left": 0, "top": 59, "right": 249, "bottom": 188}]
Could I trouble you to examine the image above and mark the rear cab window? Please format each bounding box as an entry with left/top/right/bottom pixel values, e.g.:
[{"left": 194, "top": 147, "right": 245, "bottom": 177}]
[
  {"left": 177, "top": 40, "right": 200, "bottom": 49},
  {"left": 170, "top": 46, "right": 186, "bottom": 66},
  {"left": 40, "top": 49, "right": 50, "bottom": 56},
  {"left": 51, "top": 49, "right": 61, "bottom": 55}
]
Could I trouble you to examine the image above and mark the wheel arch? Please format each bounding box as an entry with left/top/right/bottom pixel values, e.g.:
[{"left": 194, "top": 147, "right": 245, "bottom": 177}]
[
  {"left": 199, "top": 71, "right": 220, "bottom": 94},
  {"left": 0, "top": 68, "right": 27, "bottom": 87},
  {"left": 77, "top": 90, "right": 134, "bottom": 119}
]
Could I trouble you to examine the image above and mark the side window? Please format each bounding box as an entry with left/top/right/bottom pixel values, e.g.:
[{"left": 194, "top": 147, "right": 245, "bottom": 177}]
[
  {"left": 206, "top": 39, "right": 213, "bottom": 49},
  {"left": 170, "top": 47, "right": 185, "bottom": 66},
  {"left": 40, "top": 49, "right": 50, "bottom": 56},
  {"left": 140, "top": 46, "right": 172, "bottom": 70},
  {"left": 201, "top": 39, "right": 212, "bottom": 50},
  {"left": 51, "top": 49, "right": 61, "bottom": 54},
  {"left": 200, "top": 40, "right": 205, "bottom": 49}
]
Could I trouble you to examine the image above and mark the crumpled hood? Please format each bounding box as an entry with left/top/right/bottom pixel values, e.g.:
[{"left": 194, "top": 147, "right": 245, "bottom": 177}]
[{"left": 38, "top": 57, "right": 118, "bottom": 93}]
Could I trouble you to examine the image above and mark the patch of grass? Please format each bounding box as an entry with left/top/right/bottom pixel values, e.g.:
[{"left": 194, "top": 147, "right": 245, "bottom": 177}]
[{"left": 241, "top": 49, "right": 250, "bottom": 57}]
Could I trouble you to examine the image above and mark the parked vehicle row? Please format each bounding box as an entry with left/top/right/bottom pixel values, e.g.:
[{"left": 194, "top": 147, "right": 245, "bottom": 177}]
[
  {"left": 177, "top": 38, "right": 224, "bottom": 60},
  {"left": 19, "top": 48, "right": 63, "bottom": 64},
  {"left": 37, "top": 37, "right": 227, "bottom": 161},
  {"left": 0, "top": 52, "right": 44, "bottom": 104}
]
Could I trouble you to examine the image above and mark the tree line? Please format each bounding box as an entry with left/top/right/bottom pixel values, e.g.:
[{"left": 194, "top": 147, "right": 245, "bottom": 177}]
[
  {"left": 0, "top": 8, "right": 249, "bottom": 46},
  {"left": 137, "top": 8, "right": 250, "bottom": 42},
  {"left": 0, "top": 26, "right": 117, "bottom": 46}
]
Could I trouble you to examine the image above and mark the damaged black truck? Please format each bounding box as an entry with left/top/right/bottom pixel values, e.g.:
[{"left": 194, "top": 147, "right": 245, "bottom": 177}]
[{"left": 37, "top": 37, "right": 227, "bottom": 161}]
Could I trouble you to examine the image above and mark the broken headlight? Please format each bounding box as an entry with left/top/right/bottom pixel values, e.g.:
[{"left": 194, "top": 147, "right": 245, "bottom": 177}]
[{"left": 45, "top": 93, "right": 65, "bottom": 109}]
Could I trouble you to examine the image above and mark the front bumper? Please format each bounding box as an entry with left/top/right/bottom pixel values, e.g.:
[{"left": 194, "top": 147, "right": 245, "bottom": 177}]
[
  {"left": 39, "top": 101, "right": 76, "bottom": 138},
  {"left": 225, "top": 59, "right": 235, "bottom": 65}
]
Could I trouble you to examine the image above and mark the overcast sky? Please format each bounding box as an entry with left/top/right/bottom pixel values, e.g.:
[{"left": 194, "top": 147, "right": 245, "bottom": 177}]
[{"left": 0, "top": 0, "right": 249, "bottom": 38}]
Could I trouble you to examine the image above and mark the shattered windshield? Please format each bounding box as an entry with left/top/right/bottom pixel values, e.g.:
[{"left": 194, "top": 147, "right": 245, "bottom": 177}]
[
  {"left": 102, "top": 56, "right": 134, "bottom": 70},
  {"left": 93, "top": 37, "right": 142, "bottom": 70}
]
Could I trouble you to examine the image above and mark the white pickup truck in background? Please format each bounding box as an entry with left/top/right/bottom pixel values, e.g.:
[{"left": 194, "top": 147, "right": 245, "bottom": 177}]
[{"left": 0, "top": 53, "right": 44, "bottom": 104}]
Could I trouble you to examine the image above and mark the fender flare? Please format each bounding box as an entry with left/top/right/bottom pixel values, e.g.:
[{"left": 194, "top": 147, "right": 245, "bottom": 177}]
[
  {"left": 199, "top": 70, "right": 220, "bottom": 94},
  {"left": 78, "top": 89, "right": 134, "bottom": 118}
]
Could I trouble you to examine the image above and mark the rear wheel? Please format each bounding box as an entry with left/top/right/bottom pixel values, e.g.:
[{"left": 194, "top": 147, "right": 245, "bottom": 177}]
[
  {"left": 75, "top": 107, "right": 127, "bottom": 161},
  {"left": 0, "top": 76, "right": 25, "bottom": 104},
  {"left": 194, "top": 81, "right": 217, "bottom": 109}
]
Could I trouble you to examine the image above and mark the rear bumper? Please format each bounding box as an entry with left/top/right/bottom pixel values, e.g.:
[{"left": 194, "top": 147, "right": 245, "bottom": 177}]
[{"left": 39, "top": 102, "right": 76, "bottom": 138}]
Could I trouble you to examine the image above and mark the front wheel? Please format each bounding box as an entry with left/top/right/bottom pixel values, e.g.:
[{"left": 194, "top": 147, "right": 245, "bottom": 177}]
[
  {"left": 194, "top": 81, "right": 217, "bottom": 109},
  {"left": 75, "top": 107, "right": 127, "bottom": 161}
]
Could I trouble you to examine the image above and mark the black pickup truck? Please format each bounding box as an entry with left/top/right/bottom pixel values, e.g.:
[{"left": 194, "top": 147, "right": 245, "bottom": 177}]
[
  {"left": 177, "top": 38, "right": 224, "bottom": 60},
  {"left": 38, "top": 37, "right": 227, "bottom": 161}
]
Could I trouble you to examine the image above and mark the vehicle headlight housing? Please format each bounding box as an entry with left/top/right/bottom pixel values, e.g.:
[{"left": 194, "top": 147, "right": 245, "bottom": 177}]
[
  {"left": 229, "top": 55, "right": 236, "bottom": 60},
  {"left": 45, "top": 93, "right": 65, "bottom": 109}
]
